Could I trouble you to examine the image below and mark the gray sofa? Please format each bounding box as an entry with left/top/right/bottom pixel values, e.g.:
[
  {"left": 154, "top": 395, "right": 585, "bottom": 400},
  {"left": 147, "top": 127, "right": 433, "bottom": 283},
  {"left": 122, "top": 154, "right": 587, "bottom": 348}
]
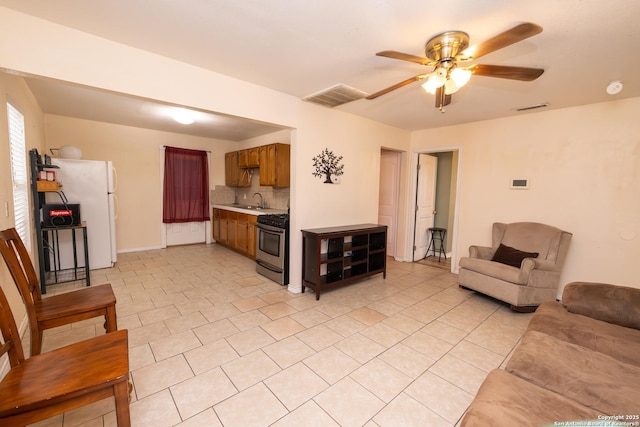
[
  {"left": 458, "top": 222, "right": 572, "bottom": 311},
  {"left": 461, "top": 281, "right": 640, "bottom": 426}
]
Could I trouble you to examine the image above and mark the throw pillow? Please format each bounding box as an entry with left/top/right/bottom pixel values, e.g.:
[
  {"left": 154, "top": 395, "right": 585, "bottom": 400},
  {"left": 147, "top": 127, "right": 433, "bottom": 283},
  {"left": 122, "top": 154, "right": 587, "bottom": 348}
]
[{"left": 491, "top": 243, "right": 539, "bottom": 268}]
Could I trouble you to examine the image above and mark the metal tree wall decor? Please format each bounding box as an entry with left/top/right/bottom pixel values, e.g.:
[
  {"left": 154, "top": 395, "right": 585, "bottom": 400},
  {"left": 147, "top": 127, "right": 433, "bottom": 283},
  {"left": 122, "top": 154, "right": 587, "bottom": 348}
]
[{"left": 312, "top": 148, "right": 344, "bottom": 183}]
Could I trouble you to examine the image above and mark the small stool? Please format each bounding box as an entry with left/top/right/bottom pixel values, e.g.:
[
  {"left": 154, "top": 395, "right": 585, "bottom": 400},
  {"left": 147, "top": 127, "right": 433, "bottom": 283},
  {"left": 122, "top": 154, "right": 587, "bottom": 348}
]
[{"left": 426, "top": 227, "right": 447, "bottom": 262}]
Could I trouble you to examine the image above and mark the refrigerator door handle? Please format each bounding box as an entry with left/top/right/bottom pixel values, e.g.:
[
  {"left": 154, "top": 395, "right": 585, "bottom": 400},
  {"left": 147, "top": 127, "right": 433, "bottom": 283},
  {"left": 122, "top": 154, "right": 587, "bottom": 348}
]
[{"left": 111, "top": 165, "right": 118, "bottom": 193}]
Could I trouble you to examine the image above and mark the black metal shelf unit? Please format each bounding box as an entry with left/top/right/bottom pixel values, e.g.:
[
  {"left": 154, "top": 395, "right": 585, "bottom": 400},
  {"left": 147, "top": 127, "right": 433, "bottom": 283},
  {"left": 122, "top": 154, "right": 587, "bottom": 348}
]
[{"left": 29, "top": 149, "right": 90, "bottom": 293}]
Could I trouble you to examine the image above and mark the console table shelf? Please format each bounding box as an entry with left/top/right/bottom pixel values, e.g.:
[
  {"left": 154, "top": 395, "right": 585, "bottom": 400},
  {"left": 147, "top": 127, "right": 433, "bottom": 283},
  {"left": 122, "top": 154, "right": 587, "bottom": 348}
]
[{"left": 301, "top": 224, "right": 387, "bottom": 300}]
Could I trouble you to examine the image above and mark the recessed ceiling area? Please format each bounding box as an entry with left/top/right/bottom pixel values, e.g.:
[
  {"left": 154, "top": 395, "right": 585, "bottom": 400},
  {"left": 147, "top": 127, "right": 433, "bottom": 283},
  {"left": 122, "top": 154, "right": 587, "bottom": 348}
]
[{"left": 21, "top": 74, "right": 288, "bottom": 142}]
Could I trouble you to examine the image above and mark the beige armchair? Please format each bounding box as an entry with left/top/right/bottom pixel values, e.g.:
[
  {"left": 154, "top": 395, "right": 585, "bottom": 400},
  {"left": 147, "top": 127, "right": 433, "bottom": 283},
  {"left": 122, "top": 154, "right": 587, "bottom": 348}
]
[{"left": 458, "top": 222, "right": 572, "bottom": 311}]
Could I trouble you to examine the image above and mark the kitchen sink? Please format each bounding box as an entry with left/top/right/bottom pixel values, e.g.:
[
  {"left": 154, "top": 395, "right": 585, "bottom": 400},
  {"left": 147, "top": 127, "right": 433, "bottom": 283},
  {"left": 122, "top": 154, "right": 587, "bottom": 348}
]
[{"left": 228, "top": 204, "right": 263, "bottom": 210}]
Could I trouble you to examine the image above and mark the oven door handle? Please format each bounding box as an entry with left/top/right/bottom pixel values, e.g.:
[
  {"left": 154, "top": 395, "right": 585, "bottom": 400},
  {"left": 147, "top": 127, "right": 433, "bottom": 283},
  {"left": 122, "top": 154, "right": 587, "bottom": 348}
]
[
  {"left": 257, "top": 223, "right": 284, "bottom": 233},
  {"left": 256, "top": 259, "right": 283, "bottom": 273}
]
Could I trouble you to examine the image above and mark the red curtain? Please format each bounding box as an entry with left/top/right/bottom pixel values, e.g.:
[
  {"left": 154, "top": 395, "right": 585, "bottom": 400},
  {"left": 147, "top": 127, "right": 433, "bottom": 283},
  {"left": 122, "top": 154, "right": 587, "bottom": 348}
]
[{"left": 163, "top": 146, "right": 210, "bottom": 223}]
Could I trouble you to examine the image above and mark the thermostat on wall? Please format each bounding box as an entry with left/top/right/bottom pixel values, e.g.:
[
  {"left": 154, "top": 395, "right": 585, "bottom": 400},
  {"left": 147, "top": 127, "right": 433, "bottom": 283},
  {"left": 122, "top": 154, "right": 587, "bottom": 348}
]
[{"left": 510, "top": 178, "right": 529, "bottom": 189}]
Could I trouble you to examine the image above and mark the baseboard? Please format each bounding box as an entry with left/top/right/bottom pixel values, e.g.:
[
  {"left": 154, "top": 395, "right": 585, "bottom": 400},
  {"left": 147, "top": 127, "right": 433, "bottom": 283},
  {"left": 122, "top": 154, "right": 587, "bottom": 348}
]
[{"left": 117, "top": 245, "right": 163, "bottom": 254}]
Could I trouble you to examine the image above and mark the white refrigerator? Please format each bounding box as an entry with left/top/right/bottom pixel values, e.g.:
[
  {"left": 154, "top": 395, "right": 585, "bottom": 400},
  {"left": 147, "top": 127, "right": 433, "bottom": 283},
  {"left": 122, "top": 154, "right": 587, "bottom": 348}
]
[{"left": 46, "top": 158, "right": 117, "bottom": 270}]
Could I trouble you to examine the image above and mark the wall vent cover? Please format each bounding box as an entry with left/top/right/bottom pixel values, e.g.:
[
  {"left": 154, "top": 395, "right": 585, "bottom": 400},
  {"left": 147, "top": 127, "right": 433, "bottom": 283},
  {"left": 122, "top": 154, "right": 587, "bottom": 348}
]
[{"left": 303, "top": 84, "right": 367, "bottom": 108}]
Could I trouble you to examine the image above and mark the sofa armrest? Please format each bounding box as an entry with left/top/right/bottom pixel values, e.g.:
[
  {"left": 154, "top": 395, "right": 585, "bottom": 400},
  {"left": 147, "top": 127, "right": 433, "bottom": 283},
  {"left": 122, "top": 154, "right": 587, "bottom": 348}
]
[
  {"left": 469, "top": 245, "right": 495, "bottom": 260},
  {"left": 562, "top": 282, "right": 640, "bottom": 330}
]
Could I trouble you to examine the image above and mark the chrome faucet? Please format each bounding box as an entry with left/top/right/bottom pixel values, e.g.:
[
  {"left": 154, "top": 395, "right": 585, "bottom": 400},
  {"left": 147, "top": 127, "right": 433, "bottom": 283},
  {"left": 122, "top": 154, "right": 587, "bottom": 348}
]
[{"left": 253, "top": 192, "right": 264, "bottom": 208}]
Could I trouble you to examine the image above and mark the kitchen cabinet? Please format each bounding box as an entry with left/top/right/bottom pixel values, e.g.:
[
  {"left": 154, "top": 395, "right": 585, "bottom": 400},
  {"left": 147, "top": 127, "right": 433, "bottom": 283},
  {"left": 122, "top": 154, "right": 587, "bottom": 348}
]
[
  {"left": 239, "top": 147, "right": 260, "bottom": 168},
  {"left": 218, "top": 209, "right": 228, "bottom": 244},
  {"left": 227, "top": 211, "right": 238, "bottom": 249},
  {"left": 212, "top": 208, "right": 220, "bottom": 242},
  {"left": 301, "top": 224, "right": 387, "bottom": 300},
  {"left": 236, "top": 213, "right": 257, "bottom": 256},
  {"left": 225, "top": 151, "right": 250, "bottom": 187},
  {"left": 258, "top": 143, "right": 290, "bottom": 187},
  {"left": 225, "top": 144, "right": 289, "bottom": 188},
  {"left": 213, "top": 207, "right": 257, "bottom": 259}
]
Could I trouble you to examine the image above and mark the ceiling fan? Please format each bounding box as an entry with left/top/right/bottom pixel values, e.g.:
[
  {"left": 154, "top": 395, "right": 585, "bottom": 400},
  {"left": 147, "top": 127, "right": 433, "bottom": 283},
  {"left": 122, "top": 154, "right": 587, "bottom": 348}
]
[{"left": 366, "top": 22, "right": 544, "bottom": 111}]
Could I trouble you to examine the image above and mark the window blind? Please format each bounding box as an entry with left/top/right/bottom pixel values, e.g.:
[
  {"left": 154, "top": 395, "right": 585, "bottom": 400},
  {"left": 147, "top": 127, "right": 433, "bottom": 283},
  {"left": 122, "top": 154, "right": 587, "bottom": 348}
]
[{"left": 7, "top": 102, "right": 31, "bottom": 252}]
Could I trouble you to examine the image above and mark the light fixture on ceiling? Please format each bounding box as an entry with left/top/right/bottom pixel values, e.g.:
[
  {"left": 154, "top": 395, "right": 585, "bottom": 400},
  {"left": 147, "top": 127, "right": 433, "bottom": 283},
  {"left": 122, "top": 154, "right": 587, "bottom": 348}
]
[
  {"left": 421, "top": 61, "right": 472, "bottom": 96},
  {"left": 606, "top": 81, "right": 623, "bottom": 95},
  {"left": 172, "top": 108, "right": 196, "bottom": 124}
]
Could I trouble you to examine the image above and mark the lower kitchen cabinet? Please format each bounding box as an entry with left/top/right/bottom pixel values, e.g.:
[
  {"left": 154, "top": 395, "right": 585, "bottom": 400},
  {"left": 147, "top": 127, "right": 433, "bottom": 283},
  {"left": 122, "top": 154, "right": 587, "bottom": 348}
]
[{"left": 213, "top": 208, "right": 257, "bottom": 259}]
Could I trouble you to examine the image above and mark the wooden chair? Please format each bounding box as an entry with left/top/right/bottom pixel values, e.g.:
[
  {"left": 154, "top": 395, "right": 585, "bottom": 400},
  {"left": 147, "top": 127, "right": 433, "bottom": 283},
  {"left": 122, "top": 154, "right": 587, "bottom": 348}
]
[
  {"left": 0, "top": 227, "right": 117, "bottom": 355},
  {"left": 0, "top": 279, "right": 131, "bottom": 426}
]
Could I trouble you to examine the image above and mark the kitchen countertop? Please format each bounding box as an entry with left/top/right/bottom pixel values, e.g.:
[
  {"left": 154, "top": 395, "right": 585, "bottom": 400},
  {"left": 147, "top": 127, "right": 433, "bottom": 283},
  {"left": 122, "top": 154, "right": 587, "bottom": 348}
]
[{"left": 213, "top": 204, "right": 287, "bottom": 215}]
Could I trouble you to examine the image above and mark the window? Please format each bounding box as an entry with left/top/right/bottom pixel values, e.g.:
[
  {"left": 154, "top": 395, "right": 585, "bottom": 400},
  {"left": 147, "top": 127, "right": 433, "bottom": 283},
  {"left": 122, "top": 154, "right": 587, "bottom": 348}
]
[
  {"left": 7, "top": 102, "right": 31, "bottom": 252},
  {"left": 162, "top": 146, "right": 210, "bottom": 223}
]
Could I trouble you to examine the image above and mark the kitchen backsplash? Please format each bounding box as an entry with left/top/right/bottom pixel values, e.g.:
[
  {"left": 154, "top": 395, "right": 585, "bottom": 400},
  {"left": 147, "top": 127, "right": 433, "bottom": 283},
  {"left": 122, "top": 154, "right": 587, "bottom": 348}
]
[{"left": 210, "top": 169, "right": 290, "bottom": 210}]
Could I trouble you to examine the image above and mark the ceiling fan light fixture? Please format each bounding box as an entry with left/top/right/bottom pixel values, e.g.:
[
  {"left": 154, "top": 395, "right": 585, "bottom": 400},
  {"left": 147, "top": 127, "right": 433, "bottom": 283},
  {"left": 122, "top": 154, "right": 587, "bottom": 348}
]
[
  {"left": 444, "top": 79, "right": 459, "bottom": 95},
  {"left": 422, "top": 75, "right": 444, "bottom": 94},
  {"left": 422, "top": 68, "right": 447, "bottom": 94},
  {"left": 450, "top": 68, "right": 472, "bottom": 88}
]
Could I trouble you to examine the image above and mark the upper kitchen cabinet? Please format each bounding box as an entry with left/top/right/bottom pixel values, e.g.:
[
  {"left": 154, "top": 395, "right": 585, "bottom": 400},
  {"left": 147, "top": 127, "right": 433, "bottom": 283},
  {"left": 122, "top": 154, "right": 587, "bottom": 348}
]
[
  {"left": 225, "top": 151, "right": 250, "bottom": 187},
  {"left": 259, "top": 143, "right": 290, "bottom": 188},
  {"left": 238, "top": 147, "right": 260, "bottom": 168}
]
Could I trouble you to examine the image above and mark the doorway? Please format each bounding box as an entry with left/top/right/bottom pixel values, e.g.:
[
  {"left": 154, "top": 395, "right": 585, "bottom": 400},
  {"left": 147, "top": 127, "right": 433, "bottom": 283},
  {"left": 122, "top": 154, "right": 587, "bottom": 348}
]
[
  {"left": 378, "top": 149, "right": 401, "bottom": 257},
  {"left": 413, "top": 154, "right": 438, "bottom": 260},
  {"left": 410, "top": 149, "right": 459, "bottom": 270}
]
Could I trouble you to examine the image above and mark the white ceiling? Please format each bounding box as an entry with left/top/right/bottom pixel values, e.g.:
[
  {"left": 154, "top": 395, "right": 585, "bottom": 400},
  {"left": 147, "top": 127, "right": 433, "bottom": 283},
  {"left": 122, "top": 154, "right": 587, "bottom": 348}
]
[{"left": 2, "top": 0, "right": 640, "bottom": 140}]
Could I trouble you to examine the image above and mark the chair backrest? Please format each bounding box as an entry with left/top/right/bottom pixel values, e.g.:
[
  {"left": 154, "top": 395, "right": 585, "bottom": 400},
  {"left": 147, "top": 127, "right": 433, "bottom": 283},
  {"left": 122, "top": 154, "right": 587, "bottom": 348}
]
[
  {"left": 492, "top": 222, "right": 572, "bottom": 262},
  {"left": 0, "top": 278, "right": 27, "bottom": 367},
  {"left": 0, "top": 228, "right": 42, "bottom": 310}
]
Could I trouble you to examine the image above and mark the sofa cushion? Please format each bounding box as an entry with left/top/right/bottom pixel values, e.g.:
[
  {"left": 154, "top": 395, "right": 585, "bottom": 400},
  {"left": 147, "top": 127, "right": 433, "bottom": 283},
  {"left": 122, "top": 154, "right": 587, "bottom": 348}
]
[
  {"left": 506, "top": 330, "right": 640, "bottom": 415},
  {"left": 460, "top": 369, "right": 599, "bottom": 427},
  {"left": 528, "top": 301, "right": 640, "bottom": 367},
  {"left": 563, "top": 282, "right": 640, "bottom": 330},
  {"left": 491, "top": 243, "right": 539, "bottom": 268}
]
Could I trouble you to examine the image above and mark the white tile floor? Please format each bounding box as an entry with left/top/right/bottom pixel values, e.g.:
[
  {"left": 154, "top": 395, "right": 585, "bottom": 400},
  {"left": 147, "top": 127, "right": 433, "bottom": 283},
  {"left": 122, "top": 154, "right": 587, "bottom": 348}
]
[{"left": 30, "top": 244, "right": 532, "bottom": 427}]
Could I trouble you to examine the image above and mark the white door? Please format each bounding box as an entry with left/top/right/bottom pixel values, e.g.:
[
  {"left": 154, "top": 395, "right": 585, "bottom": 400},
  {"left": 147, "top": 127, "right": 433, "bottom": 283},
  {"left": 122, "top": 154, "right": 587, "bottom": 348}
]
[
  {"left": 414, "top": 154, "right": 437, "bottom": 260},
  {"left": 378, "top": 150, "right": 400, "bottom": 256}
]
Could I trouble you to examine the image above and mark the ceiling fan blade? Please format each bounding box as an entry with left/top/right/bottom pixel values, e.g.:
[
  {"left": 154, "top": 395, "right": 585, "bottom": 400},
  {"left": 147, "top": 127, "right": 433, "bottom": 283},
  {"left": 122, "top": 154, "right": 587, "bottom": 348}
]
[
  {"left": 459, "top": 22, "right": 542, "bottom": 61},
  {"left": 376, "top": 50, "right": 434, "bottom": 66},
  {"left": 468, "top": 64, "right": 544, "bottom": 81},
  {"left": 366, "top": 74, "right": 427, "bottom": 100},
  {"left": 435, "top": 86, "right": 451, "bottom": 109}
]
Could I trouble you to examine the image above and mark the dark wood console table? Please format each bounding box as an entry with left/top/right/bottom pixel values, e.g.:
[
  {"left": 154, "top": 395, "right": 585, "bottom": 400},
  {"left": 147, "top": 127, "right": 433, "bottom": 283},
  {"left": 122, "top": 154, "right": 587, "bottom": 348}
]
[{"left": 301, "top": 224, "right": 387, "bottom": 300}]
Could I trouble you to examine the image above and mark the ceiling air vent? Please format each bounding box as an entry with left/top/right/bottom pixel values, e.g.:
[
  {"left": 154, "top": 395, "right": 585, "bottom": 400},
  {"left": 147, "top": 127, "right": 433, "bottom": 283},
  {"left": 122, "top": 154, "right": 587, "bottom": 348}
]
[{"left": 303, "top": 84, "right": 367, "bottom": 108}]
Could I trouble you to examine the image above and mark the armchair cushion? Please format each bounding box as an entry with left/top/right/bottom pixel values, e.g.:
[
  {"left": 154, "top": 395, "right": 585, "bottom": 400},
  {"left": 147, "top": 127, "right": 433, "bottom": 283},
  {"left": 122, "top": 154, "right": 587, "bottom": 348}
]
[{"left": 491, "top": 243, "right": 539, "bottom": 268}]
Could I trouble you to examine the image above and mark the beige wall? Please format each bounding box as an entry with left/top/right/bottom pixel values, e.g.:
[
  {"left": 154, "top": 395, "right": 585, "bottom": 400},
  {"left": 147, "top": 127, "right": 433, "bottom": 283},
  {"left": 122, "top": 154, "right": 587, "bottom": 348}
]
[
  {"left": 43, "top": 114, "right": 238, "bottom": 251},
  {"left": 412, "top": 97, "right": 640, "bottom": 292},
  {"left": 0, "top": 71, "right": 46, "bottom": 329},
  {"left": 0, "top": 7, "right": 411, "bottom": 293}
]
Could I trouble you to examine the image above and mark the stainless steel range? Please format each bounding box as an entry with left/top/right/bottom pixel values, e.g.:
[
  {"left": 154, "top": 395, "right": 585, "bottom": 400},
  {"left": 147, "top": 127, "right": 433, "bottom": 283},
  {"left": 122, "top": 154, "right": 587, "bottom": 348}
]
[{"left": 256, "top": 213, "right": 289, "bottom": 285}]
